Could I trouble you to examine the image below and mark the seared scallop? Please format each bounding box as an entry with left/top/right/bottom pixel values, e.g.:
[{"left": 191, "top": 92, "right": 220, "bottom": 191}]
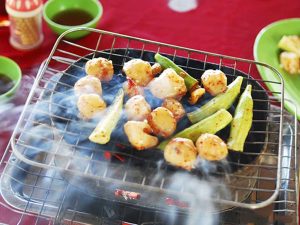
[
  {"left": 151, "top": 62, "right": 162, "bottom": 76},
  {"left": 124, "top": 120, "right": 158, "bottom": 150},
  {"left": 74, "top": 75, "right": 102, "bottom": 96},
  {"left": 188, "top": 87, "right": 205, "bottom": 105},
  {"left": 77, "top": 93, "right": 106, "bottom": 119},
  {"left": 125, "top": 95, "right": 151, "bottom": 121},
  {"left": 164, "top": 138, "right": 197, "bottom": 170},
  {"left": 123, "top": 79, "right": 144, "bottom": 97},
  {"left": 196, "top": 133, "right": 228, "bottom": 161},
  {"left": 201, "top": 70, "right": 227, "bottom": 96},
  {"left": 162, "top": 98, "right": 185, "bottom": 120},
  {"left": 123, "top": 59, "right": 153, "bottom": 86},
  {"left": 85, "top": 57, "right": 114, "bottom": 81},
  {"left": 148, "top": 68, "right": 187, "bottom": 99},
  {"left": 147, "top": 107, "right": 176, "bottom": 138}
]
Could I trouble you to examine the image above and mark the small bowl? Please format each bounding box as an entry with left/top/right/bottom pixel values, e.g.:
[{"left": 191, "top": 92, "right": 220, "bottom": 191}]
[
  {"left": 0, "top": 56, "right": 22, "bottom": 102},
  {"left": 43, "top": 0, "right": 103, "bottom": 39}
]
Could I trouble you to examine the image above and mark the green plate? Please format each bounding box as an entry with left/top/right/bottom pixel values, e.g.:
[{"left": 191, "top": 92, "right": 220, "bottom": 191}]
[{"left": 254, "top": 18, "right": 300, "bottom": 120}]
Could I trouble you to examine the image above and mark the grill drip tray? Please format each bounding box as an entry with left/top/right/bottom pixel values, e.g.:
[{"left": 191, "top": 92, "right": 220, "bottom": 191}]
[{"left": 0, "top": 105, "right": 298, "bottom": 225}]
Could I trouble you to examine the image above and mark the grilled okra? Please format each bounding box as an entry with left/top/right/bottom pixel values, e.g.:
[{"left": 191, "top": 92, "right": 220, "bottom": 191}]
[
  {"left": 227, "top": 84, "right": 253, "bottom": 151},
  {"left": 158, "top": 109, "right": 232, "bottom": 150},
  {"left": 154, "top": 53, "right": 199, "bottom": 91},
  {"left": 187, "top": 76, "right": 243, "bottom": 123},
  {"left": 89, "top": 89, "right": 124, "bottom": 144}
]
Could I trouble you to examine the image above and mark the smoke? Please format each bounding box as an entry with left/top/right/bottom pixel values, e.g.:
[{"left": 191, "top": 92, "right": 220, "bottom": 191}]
[
  {"left": 0, "top": 75, "right": 35, "bottom": 151},
  {"left": 170, "top": 173, "right": 218, "bottom": 225}
]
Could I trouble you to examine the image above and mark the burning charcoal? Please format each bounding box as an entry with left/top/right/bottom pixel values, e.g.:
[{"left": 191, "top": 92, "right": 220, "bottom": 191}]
[
  {"left": 114, "top": 189, "right": 141, "bottom": 200},
  {"left": 165, "top": 197, "right": 189, "bottom": 208}
]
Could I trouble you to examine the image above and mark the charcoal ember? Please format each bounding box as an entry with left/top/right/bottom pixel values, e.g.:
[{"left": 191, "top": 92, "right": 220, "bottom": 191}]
[
  {"left": 165, "top": 197, "right": 189, "bottom": 208},
  {"left": 114, "top": 189, "right": 141, "bottom": 200}
]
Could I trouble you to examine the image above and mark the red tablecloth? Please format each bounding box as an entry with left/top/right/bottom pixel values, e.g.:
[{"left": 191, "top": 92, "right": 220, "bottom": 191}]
[{"left": 0, "top": 0, "right": 299, "bottom": 224}]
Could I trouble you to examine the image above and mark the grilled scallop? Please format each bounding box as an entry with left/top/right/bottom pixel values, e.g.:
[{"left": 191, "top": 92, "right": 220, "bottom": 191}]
[
  {"left": 123, "top": 79, "right": 144, "bottom": 97},
  {"left": 201, "top": 70, "right": 227, "bottom": 96},
  {"left": 123, "top": 59, "right": 153, "bottom": 86},
  {"left": 151, "top": 62, "right": 162, "bottom": 76},
  {"left": 196, "top": 133, "right": 228, "bottom": 161},
  {"left": 124, "top": 120, "right": 158, "bottom": 150},
  {"left": 188, "top": 87, "right": 206, "bottom": 105},
  {"left": 147, "top": 107, "right": 177, "bottom": 138},
  {"left": 162, "top": 98, "right": 185, "bottom": 121},
  {"left": 74, "top": 75, "right": 102, "bottom": 96},
  {"left": 85, "top": 57, "right": 114, "bottom": 81},
  {"left": 164, "top": 138, "right": 197, "bottom": 170},
  {"left": 124, "top": 95, "right": 151, "bottom": 121},
  {"left": 77, "top": 93, "right": 106, "bottom": 119},
  {"left": 148, "top": 68, "right": 187, "bottom": 99}
]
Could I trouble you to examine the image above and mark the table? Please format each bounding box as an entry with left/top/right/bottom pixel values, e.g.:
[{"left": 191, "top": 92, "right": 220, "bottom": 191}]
[{"left": 0, "top": 0, "right": 299, "bottom": 224}]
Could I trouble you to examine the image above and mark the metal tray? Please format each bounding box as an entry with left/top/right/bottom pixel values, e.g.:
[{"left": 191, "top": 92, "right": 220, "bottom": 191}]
[
  {"left": 9, "top": 28, "right": 284, "bottom": 210},
  {"left": 0, "top": 104, "right": 297, "bottom": 224}
]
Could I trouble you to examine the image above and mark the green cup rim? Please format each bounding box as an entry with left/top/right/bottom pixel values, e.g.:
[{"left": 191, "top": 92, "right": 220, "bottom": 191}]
[
  {"left": 43, "top": 0, "right": 103, "bottom": 31},
  {"left": 0, "top": 56, "right": 22, "bottom": 99}
]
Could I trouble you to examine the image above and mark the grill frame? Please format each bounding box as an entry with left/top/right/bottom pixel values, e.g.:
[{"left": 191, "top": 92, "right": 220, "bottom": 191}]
[
  {"left": 0, "top": 104, "right": 297, "bottom": 225},
  {"left": 8, "top": 28, "right": 285, "bottom": 210}
]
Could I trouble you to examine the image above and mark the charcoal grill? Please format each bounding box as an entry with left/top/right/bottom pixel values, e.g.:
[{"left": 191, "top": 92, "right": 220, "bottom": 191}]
[{"left": 0, "top": 28, "right": 298, "bottom": 225}]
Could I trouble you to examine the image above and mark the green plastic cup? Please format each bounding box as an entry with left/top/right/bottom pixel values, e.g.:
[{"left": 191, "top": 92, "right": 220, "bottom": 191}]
[
  {"left": 0, "top": 56, "right": 22, "bottom": 101},
  {"left": 43, "top": 0, "right": 103, "bottom": 39}
]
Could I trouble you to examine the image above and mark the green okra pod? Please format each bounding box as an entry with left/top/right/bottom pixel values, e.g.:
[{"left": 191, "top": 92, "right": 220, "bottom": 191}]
[
  {"left": 154, "top": 53, "right": 199, "bottom": 91},
  {"left": 187, "top": 76, "right": 243, "bottom": 123},
  {"left": 227, "top": 84, "right": 253, "bottom": 152},
  {"left": 158, "top": 109, "right": 232, "bottom": 150},
  {"left": 89, "top": 89, "right": 124, "bottom": 144}
]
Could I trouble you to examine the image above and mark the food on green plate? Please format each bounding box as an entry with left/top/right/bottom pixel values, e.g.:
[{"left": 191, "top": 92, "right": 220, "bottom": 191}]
[
  {"left": 278, "top": 35, "right": 300, "bottom": 55},
  {"left": 147, "top": 107, "right": 177, "bottom": 138},
  {"left": 158, "top": 109, "right": 233, "bottom": 150},
  {"left": 187, "top": 76, "right": 243, "bottom": 123},
  {"left": 164, "top": 137, "right": 197, "bottom": 170},
  {"left": 77, "top": 93, "right": 106, "bottom": 119},
  {"left": 124, "top": 95, "right": 151, "bottom": 121},
  {"left": 124, "top": 120, "right": 158, "bottom": 150},
  {"left": 162, "top": 98, "right": 185, "bottom": 120},
  {"left": 278, "top": 35, "right": 300, "bottom": 74},
  {"left": 148, "top": 68, "right": 187, "bottom": 99},
  {"left": 89, "top": 89, "right": 124, "bottom": 144},
  {"left": 85, "top": 57, "right": 114, "bottom": 81},
  {"left": 201, "top": 69, "right": 227, "bottom": 96},
  {"left": 74, "top": 75, "right": 103, "bottom": 96},
  {"left": 154, "top": 53, "right": 199, "bottom": 91},
  {"left": 196, "top": 133, "right": 228, "bottom": 161},
  {"left": 227, "top": 84, "right": 253, "bottom": 151},
  {"left": 123, "top": 59, "right": 154, "bottom": 86},
  {"left": 188, "top": 87, "right": 206, "bottom": 105},
  {"left": 279, "top": 51, "right": 300, "bottom": 74}
]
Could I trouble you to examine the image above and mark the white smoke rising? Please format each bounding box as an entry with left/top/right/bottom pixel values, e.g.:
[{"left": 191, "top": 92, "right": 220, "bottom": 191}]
[
  {"left": 0, "top": 75, "right": 35, "bottom": 149},
  {"left": 167, "top": 172, "right": 229, "bottom": 225}
]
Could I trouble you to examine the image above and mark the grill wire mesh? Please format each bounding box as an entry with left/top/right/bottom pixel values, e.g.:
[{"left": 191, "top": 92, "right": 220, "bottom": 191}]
[{"left": 0, "top": 28, "right": 298, "bottom": 224}]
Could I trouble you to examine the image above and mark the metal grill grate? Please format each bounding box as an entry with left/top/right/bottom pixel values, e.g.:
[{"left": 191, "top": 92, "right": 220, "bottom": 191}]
[
  {"left": 0, "top": 104, "right": 298, "bottom": 225},
  {"left": 6, "top": 28, "right": 287, "bottom": 212}
]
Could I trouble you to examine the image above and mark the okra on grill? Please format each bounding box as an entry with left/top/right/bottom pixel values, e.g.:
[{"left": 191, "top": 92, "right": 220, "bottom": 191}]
[
  {"left": 187, "top": 76, "right": 243, "bottom": 123},
  {"left": 89, "top": 89, "right": 124, "bottom": 144},
  {"left": 158, "top": 109, "right": 233, "bottom": 150},
  {"left": 227, "top": 84, "right": 253, "bottom": 151}
]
